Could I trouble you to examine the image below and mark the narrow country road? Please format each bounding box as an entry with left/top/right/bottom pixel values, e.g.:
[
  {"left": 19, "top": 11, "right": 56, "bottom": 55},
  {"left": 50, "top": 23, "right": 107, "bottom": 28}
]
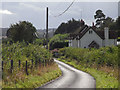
[{"left": 39, "top": 59, "right": 96, "bottom": 89}]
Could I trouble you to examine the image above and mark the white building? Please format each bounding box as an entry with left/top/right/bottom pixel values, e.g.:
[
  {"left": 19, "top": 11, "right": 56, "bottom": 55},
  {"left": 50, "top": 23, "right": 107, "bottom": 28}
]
[{"left": 69, "top": 25, "right": 117, "bottom": 48}]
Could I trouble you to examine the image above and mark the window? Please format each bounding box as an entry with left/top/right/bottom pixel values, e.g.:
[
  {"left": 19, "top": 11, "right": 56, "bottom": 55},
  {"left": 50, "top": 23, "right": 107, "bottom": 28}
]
[{"left": 89, "top": 30, "right": 92, "bottom": 34}]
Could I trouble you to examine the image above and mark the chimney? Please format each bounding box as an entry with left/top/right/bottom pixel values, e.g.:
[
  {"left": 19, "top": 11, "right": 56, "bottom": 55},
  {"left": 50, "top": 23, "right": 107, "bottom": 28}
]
[
  {"left": 104, "top": 27, "right": 109, "bottom": 39},
  {"left": 92, "top": 22, "right": 94, "bottom": 27}
]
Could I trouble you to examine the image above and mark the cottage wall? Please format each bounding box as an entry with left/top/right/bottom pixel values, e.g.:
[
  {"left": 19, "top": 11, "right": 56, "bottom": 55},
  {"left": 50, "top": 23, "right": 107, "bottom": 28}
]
[
  {"left": 72, "top": 39, "right": 78, "bottom": 47},
  {"left": 80, "top": 29, "right": 103, "bottom": 48},
  {"left": 104, "top": 39, "right": 117, "bottom": 46}
]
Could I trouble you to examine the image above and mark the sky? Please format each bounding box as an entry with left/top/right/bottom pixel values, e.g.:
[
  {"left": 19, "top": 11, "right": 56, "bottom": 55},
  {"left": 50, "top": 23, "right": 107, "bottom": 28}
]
[{"left": 0, "top": 1, "right": 119, "bottom": 29}]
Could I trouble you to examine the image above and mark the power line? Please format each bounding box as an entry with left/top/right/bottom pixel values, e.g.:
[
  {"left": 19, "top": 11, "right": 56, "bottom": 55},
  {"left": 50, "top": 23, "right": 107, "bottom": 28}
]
[{"left": 53, "top": 0, "right": 75, "bottom": 17}]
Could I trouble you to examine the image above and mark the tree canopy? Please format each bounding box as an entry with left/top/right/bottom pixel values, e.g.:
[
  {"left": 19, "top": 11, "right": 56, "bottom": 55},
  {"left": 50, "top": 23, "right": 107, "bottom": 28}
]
[
  {"left": 54, "top": 18, "right": 85, "bottom": 34},
  {"left": 7, "top": 21, "right": 37, "bottom": 43},
  {"left": 94, "top": 9, "right": 106, "bottom": 27},
  {"left": 49, "top": 34, "right": 69, "bottom": 50}
]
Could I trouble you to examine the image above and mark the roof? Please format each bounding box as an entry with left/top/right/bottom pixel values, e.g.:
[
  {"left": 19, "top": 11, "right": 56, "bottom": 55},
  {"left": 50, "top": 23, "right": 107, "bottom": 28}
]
[{"left": 69, "top": 26, "right": 117, "bottom": 40}]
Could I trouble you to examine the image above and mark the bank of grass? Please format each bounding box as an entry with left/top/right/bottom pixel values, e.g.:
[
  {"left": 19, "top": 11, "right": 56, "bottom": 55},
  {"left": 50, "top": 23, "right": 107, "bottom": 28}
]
[
  {"left": 58, "top": 58, "right": 118, "bottom": 88},
  {"left": 58, "top": 46, "right": 119, "bottom": 88},
  {"left": 2, "top": 63, "right": 62, "bottom": 88}
]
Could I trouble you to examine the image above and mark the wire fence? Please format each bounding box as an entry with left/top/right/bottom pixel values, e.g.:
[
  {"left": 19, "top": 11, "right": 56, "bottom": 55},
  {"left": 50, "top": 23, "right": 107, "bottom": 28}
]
[{"left": 2, "top": 59, "right": 54, "bottom": 75}]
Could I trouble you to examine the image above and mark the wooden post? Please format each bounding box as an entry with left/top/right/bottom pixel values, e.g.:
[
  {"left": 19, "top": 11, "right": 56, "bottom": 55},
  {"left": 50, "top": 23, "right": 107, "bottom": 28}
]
[
  {"left": 26, "top": 61, "right": 28, "bottom": 75},
  {"left": 19, "top": 60, "right": 21, "bottom": 69},
  {"left": 10, "top": 60, "right": 13, "bottom": 73},
  {"left": 35, "top": 59, "right": 37, "bottom": 68},
  {"left": 46, "top": 7, "right": 48, "bottom": 49},
  {"left": 39, "top": 59, "right": 41, "bottom": 67},
  {"left": 2, "top": 61, "right": 3, "bottom": 71},
  {"left": 31, "top": 59, "right": 33, "bottom": 69}
]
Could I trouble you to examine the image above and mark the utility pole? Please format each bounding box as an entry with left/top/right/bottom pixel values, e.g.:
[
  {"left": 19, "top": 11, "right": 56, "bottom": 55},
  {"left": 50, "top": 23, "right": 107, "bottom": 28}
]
[{"left": 46, "top": 7, "right": 48, "bottom": 49}]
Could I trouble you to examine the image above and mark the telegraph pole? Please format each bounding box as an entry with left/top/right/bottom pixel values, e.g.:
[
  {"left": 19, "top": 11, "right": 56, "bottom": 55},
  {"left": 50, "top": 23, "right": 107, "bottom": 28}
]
[{"left": 46, "top": 7, "right": 48, "bottom": 49}]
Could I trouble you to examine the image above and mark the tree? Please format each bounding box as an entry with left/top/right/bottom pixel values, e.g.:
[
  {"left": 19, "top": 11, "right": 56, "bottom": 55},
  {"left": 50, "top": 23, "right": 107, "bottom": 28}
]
[
  {"left": 7, "top": 21, "right": 37, "bottom": 43},
  {"left": 49, "top": 34, "right": 69, "bottom": 50},
  {"left": 101, "top": 17, "right": 115, "bottom": 30},
  {"left": 94, "top": 9, "right": 106, "bottom": 27},
  {"left": 54, "top": 18, "right": 85, "bottom": 34}
]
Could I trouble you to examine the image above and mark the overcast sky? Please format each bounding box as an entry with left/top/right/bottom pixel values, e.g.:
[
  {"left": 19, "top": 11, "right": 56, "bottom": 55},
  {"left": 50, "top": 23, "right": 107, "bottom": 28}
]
[{"left": 0, "top": 1, "right": 119, "bottom": 29}]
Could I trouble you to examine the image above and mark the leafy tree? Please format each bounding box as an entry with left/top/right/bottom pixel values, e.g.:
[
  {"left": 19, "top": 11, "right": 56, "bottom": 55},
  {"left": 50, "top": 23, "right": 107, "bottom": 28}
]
[
  {"left": 94, "top": 9, "right": 106, "bottom": 27},
  {"left": 49, "top": 34, "right": 69, "bottom": 50},
  {"left": 55, "top": 18, "right": 85, "bottom": 34},
  {"left": 7, "top": 21, "right": 37, "bottom": 43}
]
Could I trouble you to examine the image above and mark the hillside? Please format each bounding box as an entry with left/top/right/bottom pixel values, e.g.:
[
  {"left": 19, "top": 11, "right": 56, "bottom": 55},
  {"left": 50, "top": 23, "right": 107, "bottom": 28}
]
[{"left": 1, "top": 28, "right": 56, "bottom": 38}]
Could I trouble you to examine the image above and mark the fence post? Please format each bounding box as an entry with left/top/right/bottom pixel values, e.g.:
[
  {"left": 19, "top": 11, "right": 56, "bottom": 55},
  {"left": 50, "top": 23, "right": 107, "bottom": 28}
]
[
  {"left": 44, "top": 60, "right": 46, "bottom": 66},
  {"left": 31, "top": 59, "right": 33, "bottom": 69},
  {"left": 2, "top": 61, "right": 3, "bottom": 71},
  {"left": 26, "top": 61, "right": 28, "bottom": 75},
  {"left": 39, "top": 59, "right": 41, "bottom": 67},
  {"left": 19, "top": 60, "right": 21, "bottom": 69},
  {"left": 10, "top": 60, "right": 13, "bottom": 73},
  {"left": 35, "top": 59, "right": 37, "bottom": 68}
]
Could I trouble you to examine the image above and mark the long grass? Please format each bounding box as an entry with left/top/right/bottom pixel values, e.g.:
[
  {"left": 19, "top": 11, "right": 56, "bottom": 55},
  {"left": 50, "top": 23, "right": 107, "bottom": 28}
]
[
  {"left": 2, "top": 63, "right": 61, "bottom": 88},
  {"left": 2, "top": 41, "right": 62, "bottom": 88},
  {"left": 58, "top": 46, "right": 119, "bottom": 88}
]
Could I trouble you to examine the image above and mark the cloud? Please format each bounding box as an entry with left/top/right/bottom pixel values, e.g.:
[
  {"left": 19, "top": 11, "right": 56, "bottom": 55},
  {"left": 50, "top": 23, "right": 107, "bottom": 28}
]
[
  {"left": 1, "top": 0, "right": 120, "bottom": 2},
  {"left": 19, "top": 3, "right": 44, "bottom": 12},
  {"left": 0, "top": 9, "right": 13, "bottom": 15}
]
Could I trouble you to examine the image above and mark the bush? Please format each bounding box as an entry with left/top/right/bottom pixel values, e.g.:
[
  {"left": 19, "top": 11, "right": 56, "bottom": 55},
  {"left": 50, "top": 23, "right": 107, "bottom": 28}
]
[
  {"left": 33, "top": 39, "right": 44, "bottom": 45},
  {"left": 2, "top": 41, "right": 53, "bottom": 78},
  {"left": 49, "top": 34, "right": 69, "bottom": 50},
  {"left": 59, "top": 46, "right": 118, "bottom": 67}
]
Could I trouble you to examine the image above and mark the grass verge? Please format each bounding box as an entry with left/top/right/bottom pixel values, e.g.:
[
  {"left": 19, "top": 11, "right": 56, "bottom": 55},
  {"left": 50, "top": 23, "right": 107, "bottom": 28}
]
[
  {"left": 2, "top": 63, "right": 62, "bottom": 88},
  {"left": 57, "top": 58, "right": 118, "bottom": 88}
]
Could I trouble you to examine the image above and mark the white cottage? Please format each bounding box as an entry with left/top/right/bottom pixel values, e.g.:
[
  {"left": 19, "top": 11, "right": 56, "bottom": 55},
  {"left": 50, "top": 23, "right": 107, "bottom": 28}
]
[{"left": 69, "top": 26, "right": 117, "bottom": 48}]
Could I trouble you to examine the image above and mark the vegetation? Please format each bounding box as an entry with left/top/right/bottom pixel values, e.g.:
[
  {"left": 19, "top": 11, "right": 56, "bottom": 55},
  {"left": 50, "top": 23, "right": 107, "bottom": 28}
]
[
  {"left": 6, "top": 21, "right": 37, "bottom": 43},
  {"left": 58, "top": 59, "right": 118, "bottom": 88},
  {"left": 2, "top": 62, "right": 61, "bottom": 88},
  {"left": 94, "top": 9, "right": 106, "bottom": 27},
  {"left": 49, "top": 34, "right": 69, "bottom": 50},
  {"left": 54, "top": 18, "right": 85, "bottom": 34},
  {"left": 2, "top": 40, "right": 61, "bottom": 88},
  {"left": 55, "top": 10, "right": 120, "bottom": 38},
  {"left": 58, "top": 46, "right": 119, "bottom": 88}
]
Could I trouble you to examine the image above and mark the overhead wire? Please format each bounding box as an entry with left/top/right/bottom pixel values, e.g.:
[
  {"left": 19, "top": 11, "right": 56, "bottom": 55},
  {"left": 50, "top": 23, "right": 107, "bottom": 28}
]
[{"left": 52, "top": 0, "right": 75, "bottom": 17}]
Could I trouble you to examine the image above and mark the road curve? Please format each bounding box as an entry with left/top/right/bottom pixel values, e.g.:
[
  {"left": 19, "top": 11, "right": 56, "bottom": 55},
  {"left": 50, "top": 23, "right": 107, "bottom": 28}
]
[{"left": 39, "top": 59, "right": 96, "bottom": 88}]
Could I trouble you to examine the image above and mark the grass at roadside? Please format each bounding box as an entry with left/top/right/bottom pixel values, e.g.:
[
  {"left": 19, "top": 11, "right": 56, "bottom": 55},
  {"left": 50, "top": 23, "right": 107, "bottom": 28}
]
[
  {"left": 2, "top": 63, "right": 62, "bottom": 88},
  {"left": 57, "top": 58, "right": 118, "bottom": 88}
]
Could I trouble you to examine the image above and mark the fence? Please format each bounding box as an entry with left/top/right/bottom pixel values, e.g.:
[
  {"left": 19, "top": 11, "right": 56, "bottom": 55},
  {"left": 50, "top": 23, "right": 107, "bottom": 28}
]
[{"left": 2, "top": 59, "right": 53, "bottom": 75}]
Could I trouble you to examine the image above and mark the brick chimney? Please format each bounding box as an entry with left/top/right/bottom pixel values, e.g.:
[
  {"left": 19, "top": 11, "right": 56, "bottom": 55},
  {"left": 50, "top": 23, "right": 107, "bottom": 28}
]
[{"left": 104, "top": 27, "right": 109, "bottom": 39}]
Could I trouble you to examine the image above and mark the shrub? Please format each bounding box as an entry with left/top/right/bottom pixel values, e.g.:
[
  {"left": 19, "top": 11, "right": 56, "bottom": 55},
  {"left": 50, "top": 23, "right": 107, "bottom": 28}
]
[{"left": 59, "top": 46, "right": 118, "bottom": 67}]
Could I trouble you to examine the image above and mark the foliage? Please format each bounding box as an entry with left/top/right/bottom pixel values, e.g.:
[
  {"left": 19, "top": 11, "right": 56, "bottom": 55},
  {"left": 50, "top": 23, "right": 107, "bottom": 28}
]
[
  {"left": 2, "top": 41, "right": 53, "bottom": 78},
  {"left": 6, "top": 21, "right": 37, "bottom": 43},
  {"left": 33, "top": 39, "right": 44, "bottom": 45},
  {"left": 58, "top": 46, "right": 119, "bottom": 88},
  {"left": 94, "top": 9, "right": 106, "bottom": 27},
  {"left": 54, "top": 18, "right": 85, "bottom": 34},
  {"left": 2, "top": 63, "right": 61, "bottom": 88},
  {"left": 49, "top": 34, "right": 69, "bottom": 50},
  {"left": 58, "top": 59, "right": 118, "bottom": 88},
  {"left": 2, "top": 41, "right": 62, "bottom": 88},
  {"left": 59, "top": 46, "right": 118, "bottom": 67}
]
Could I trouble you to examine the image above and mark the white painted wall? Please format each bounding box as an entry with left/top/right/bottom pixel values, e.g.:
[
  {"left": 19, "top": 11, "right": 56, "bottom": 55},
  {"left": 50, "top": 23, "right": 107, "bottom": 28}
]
[
  {"left": 72, "top": 39, "right": 78, "bottom": 47},
  {"left": 104, "top": 39, "right": 117, "bottom": 46},
  {"left": 80, "top": 29, "right": 103, "bottom": 48},
  {"left": 69, "top": 28, "right": 117, "bottom": 48}
]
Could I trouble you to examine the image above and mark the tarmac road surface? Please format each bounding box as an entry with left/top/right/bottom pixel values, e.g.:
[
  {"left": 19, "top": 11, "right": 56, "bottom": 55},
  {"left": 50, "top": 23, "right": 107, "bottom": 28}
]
[{"left": 39, "top": 59, "right": 96, "bottom": 89}]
